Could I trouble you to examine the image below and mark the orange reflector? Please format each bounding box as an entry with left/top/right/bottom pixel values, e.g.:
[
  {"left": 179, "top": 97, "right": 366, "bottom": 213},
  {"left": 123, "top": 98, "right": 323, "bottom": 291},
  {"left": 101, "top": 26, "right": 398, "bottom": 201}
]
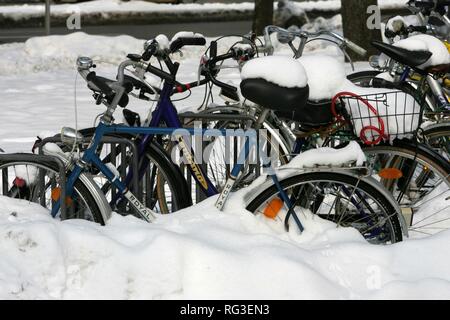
[
  {"left": 51, "top": 187, "right": 73, "bottom": 206},
  {"left": 51, "top": 187, "right": 61, "bottom": 202},
  {"left": 379, "top": 168, "right": 403, "bottom": 179},
  {"left": 263, "top": 198, "right": 283, "bottom": 219}
]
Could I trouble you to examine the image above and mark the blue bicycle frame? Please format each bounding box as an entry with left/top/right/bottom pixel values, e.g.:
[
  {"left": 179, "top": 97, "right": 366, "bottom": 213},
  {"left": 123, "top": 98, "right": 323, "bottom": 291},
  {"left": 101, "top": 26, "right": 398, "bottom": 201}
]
[{"left": 54, "top": 94, "right": 301, "bottom": 226}]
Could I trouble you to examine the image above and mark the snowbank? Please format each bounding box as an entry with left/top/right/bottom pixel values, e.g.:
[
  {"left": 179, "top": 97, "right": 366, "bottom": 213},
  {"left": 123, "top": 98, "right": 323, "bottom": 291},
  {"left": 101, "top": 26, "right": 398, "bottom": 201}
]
[
  {"left": 1, "top": 194, "right": 450, "bottom": 299},
  {"left": 292, "top": 0, "right": 409, "bottom": 12},
  {"left": 0, "top": 0, "right": 254, "bottom": 21},
  {"left": 0, "top": 32, "right": 231, "bottom": 75},
  {"left": 0, "top": 32, "right": 144, "bottom": 74}
]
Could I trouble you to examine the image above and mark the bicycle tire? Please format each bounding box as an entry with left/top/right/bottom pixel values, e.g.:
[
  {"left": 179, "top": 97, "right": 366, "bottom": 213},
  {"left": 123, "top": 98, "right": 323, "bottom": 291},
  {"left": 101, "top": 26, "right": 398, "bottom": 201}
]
[
  {"left": 246, "top": 171, "right": 403, "bottom": 244},
  {"left": 362, "top": 140, "right": 450, "bottom": 237},
  {"left": 0, "top": 154, "right": 105, "bottom": 225},
  {"left": 64, "top": 129, "right": 192, "bottom": 214}
]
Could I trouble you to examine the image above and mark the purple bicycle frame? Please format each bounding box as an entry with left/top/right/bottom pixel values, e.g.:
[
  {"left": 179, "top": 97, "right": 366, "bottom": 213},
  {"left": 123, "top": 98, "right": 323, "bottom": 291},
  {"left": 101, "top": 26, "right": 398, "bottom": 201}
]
[{"left": 122, "top": 81, "right": 219, "bottom": 198}]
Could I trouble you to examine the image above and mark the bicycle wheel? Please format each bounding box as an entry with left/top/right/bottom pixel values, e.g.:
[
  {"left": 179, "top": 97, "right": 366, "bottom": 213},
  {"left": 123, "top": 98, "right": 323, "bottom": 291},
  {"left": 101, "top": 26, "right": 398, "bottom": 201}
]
[
  {"left": 56, "top": 129, "right": 191, "bottom": 215},
  {"left": 363, "top": 141, "right": 450, "bottom": 238},
  {"left": 246, "top": 172, "right": 403, "bottom": 244},
  {"left": 140, "top": 142, "right": 192, "bottom": 213},
  {"left": 423, "top": 123, "right": 450, "bottom": 160},
  {"left": 0, "top": 154, "right": 105, "bottom": 224}
]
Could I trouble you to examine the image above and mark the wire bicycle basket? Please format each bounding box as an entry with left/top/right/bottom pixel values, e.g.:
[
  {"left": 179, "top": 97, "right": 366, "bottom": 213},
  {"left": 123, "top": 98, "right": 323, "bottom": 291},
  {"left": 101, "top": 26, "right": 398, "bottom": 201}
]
[{"left": 331, "top": 90, "right": 424, "bottom": 145}]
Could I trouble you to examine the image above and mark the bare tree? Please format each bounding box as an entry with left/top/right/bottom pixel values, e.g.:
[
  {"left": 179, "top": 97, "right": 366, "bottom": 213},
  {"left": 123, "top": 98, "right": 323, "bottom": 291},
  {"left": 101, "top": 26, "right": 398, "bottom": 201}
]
[
  {"left": 253, "top": 0, "right": 274, "bottom": 35},
  {"left": 341, "top": 0, "right": 381, "bottom": 60}
]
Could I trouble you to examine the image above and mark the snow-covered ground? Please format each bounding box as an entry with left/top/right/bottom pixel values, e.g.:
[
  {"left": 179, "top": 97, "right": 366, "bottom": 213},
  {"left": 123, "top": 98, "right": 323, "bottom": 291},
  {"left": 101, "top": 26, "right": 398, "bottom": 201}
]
[
  {"left": 3, "top": 192, "right": 450, "bottom": 299},
  {"left": 0, "top": 0, "right": 409, "bottom": 21},
  {"left": 0, "top": 31, "right": 449, "bottom": 299}
]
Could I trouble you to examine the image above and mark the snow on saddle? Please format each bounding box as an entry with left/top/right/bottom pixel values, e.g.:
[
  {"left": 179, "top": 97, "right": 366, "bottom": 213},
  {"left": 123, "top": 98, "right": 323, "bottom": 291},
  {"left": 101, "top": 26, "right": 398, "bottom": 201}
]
[
  {"left": 372, "top": 34, "right": 450, "bottom": 74},
  {"left": 240, "top": 55, "right": 333, "bottom": 126}
]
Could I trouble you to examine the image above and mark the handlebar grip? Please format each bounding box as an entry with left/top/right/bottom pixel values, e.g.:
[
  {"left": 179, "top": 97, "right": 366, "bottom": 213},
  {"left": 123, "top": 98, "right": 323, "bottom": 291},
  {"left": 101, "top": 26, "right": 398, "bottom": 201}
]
[
  {"left": 86, "top": 72, "right": 114, "bottom": 96},
  {"left": 180, "top": 37, "right": 206, "bottom": 46},
  {"left": 210, "top": 51, "right": 235, "bottom": 65},
  {"left": 210, "top": 40, "right": 217, "bottom": 59},
  {"left": 170, "top": 37, "right": 206, "bottom": 53},
  {"left": 345, "top": 40, "right": 367, "bottom": 57}
]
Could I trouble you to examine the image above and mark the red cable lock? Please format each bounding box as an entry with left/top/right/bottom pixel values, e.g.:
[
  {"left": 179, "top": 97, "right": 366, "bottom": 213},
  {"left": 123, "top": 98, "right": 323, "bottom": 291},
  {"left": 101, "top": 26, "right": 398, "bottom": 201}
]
[{"left": 331, "top": 91, "right": 386, "bottom": 145}]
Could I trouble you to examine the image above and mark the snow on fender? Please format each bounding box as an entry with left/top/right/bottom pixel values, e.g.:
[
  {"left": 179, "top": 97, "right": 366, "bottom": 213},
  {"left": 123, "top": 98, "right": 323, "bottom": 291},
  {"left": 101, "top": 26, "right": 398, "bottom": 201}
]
[{"left": 284, "top": 141, "right": 366, "bottom": 169}]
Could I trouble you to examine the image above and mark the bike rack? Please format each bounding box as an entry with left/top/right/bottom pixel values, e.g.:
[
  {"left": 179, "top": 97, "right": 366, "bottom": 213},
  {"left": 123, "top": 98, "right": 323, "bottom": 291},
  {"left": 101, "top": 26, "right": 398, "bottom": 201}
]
[
  {"left": 0, "top": 153, "right": 67, "bottom": 219},
  {"left": 38, "top": 136, "right": 141, "bottom": 214},
  {"left": 179, "top": 111, "right": 263, "bottom": 204}
]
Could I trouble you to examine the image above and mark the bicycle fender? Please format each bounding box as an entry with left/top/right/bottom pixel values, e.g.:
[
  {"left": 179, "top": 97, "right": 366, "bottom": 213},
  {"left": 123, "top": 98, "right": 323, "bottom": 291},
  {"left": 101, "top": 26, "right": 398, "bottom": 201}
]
[{"left": 42, "top": 146, "right": 112, "bottom": 224}]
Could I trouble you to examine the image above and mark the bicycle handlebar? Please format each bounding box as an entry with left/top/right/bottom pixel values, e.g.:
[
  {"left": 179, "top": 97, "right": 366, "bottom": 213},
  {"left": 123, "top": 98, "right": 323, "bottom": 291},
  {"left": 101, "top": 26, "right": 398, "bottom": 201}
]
[
  {"left": 169, "top": 37, "right": 206, "bottom": 53},
  {"left": 345, "top": 39, "right": 368, "bottom": 57},
  {"left": 262, "top": 25, "right": 367, "bottom": 58},
  {"left": 206, "top": 41, "right": 239, "bottom": 93}
]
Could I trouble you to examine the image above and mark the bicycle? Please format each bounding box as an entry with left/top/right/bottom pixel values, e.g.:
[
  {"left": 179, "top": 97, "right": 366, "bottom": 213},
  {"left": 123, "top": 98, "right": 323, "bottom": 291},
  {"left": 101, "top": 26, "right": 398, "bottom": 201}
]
[
  {"left": 239, "top": 25, "right": 450, "bottom": 237},
  {"left": 0, "top": 48, "right": 405, "bottom": 244}
]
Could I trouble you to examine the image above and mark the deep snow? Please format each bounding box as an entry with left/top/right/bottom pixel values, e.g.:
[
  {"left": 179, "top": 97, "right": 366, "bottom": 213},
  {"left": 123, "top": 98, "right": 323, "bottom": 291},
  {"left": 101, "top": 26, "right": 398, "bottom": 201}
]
[{"left": 2, "top": 194, "right": 450, "bottom": 299}]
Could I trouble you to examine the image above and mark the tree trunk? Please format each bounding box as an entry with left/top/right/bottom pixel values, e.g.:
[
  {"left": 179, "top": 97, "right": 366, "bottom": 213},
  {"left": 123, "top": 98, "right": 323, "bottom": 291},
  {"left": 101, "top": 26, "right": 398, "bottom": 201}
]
[
  {"left": 253, "top": 0, "right": 274, "bottom": 35},
  {"left": 341, "top": 0, "right": 381, "bottom": 61}
]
